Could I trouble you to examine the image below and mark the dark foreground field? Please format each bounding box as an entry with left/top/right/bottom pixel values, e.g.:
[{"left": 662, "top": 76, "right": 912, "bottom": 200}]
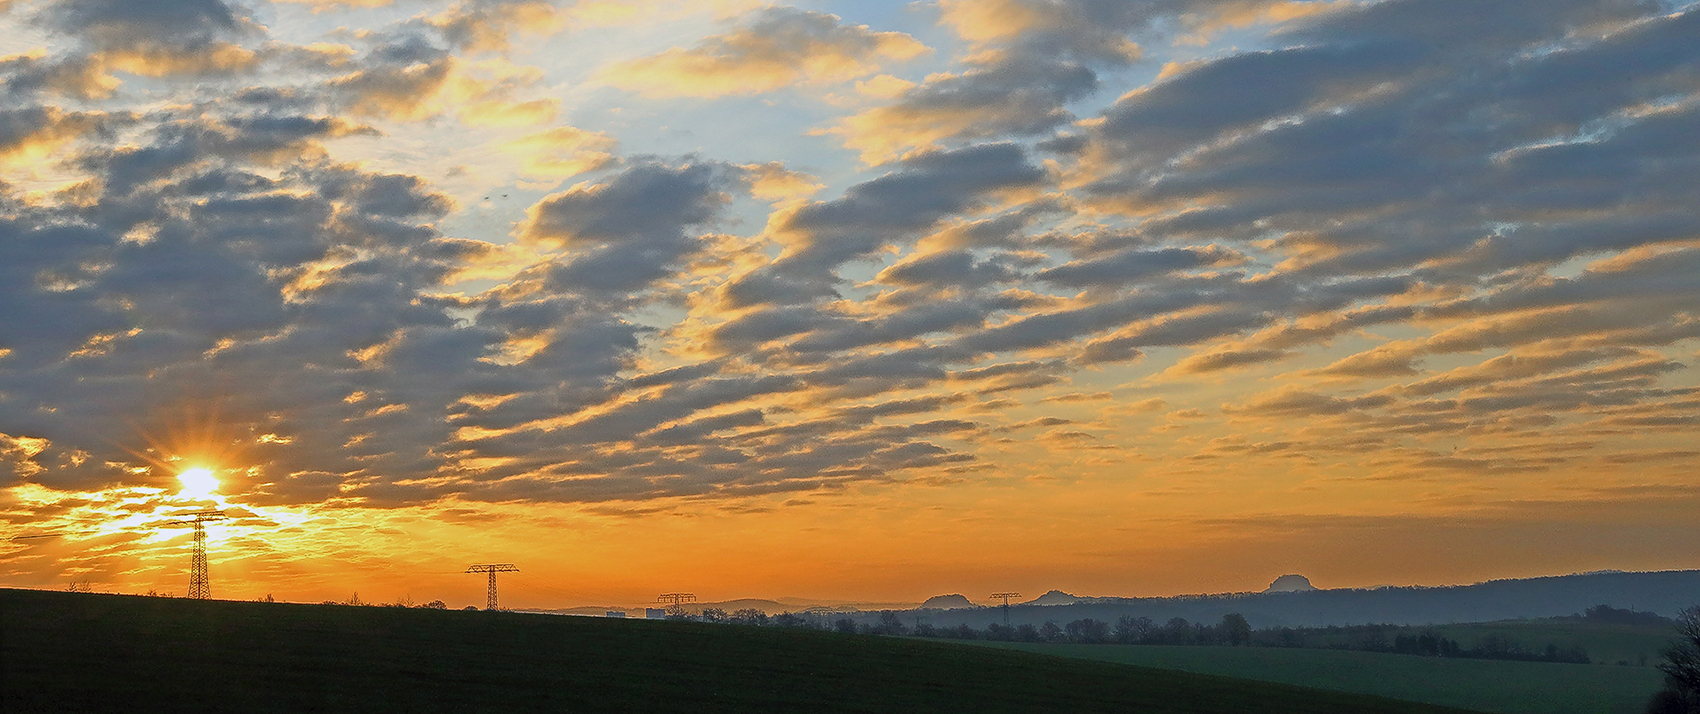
[
  {"left": 0, "top": 589, "right": 1479, "bottom": 714},
  {"left": 969, "top": 642, "right": 1664, "bottom": 714}
]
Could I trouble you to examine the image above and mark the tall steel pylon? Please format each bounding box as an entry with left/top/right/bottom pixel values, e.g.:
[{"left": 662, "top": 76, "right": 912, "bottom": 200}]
[
  {"left": 466, "top": 564, "right": 518, "bottom": 610},
  {"left": 990, "top": 592, "right": 1021, "bottom": 625},
  {"left": 656, "top": 592, "right": 696, "bottom": 617},
  {"left": 166, "top": 511, "right": 226, "bottom": 599}
]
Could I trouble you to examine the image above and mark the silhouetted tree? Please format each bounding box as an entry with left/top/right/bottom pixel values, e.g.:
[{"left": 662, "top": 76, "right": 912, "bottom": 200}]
[
  {"left": 876, "top": 611, "right": 906, "bottom": 635},
  {"left": 1161, "top": 618, "right": 1192, "bottom": 645},
  {"left": 1039, "top": 621, "right": 1064, "bottom": 642},
  {"left": 420, "top": 599, "right": 447, "bottom": 609},
  {"left": 1585, "top": 604, "right": 1674, "bottom": 628},
  {"left": 731, "top": 608, "right": 768, "bottom": 626},
  {"left": 699, "top": 608, "right": 728, "bottom": 623},
  {"left": 1220, "top": 613, "right": 1252, "bottom": 646},
  {"left": 1015, "top": 623, "right": 1041, "bottom": 642},
  {"left": 833, "top": 617, "right": 857, "bottom": 634},
  {"left": 1114, "top": 615, "right": 1154, "bottom": 644},
  {"left": 1065, "top": 619, "right": 1110, "bottom": 644},
  {"left": 1648, "top": 606, "right": 1700, "bottom": 713}
]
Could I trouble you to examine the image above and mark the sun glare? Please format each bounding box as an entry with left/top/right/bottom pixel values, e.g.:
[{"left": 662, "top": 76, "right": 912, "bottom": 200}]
[{"left": 177, "top": 468, "right": 219, "bottom": 497}]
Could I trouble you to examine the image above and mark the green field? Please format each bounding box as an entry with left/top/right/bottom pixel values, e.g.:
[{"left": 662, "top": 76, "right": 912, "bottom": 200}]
[
  {"left": 1421, "top": 620, "right": 1675, "bottom": 667},
  {"left": 967, "top": 642, "right": 1666, "bottom": 714},
  {"left": 0, "top": 588, "right": 1480, "bottom": 714}
]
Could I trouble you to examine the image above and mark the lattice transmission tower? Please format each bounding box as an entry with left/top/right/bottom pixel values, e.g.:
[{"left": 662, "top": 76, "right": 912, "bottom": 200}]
[
  {"left": 166, "top": 510, "right": 226, "bottom": 599},
  {"left": 466, "top": 563, "right": 519, "bottom": 610},
  {"left": 989, "top": 592, "right": 1021, "bottom": 625},
  {"left": 657, "top": 592, "right": 696, "bottom": 617}
]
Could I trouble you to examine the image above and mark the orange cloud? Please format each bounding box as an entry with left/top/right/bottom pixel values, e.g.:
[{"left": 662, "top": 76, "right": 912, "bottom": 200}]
[
  {"left": 602, "top": 7, "right": 927, "bottom": 97},
  {"left": 501, "top": 126, "right": 620, "bottom": 179},
  {"left": 332, "top": 56, "right": 556, "bottom": 126}
]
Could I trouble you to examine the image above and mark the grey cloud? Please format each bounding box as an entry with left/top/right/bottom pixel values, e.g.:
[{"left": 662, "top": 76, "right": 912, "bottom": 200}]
[
  {"left": 850, "top": 0, "right": 1314, "bottom": 154},
  {"left": 45, "top": 0, "right": 251, "bottom": 50},
  {"left": 876, "top": 249, "right": 1034, "bottom": 289},
  {"left": 1037, "top": 246, "right": 1243, "bottom": 288},
  {"left": 525, "top": 160, "right": 741, "bottom": 299},
  {"left": 722, "top": 143, "right": 1044, "bottom": 308}
]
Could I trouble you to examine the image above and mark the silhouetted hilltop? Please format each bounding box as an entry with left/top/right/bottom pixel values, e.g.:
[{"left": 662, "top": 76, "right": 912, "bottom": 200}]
[
  {"left": 1027, "top": 590, "right": 1082, "bottom": 606},
  {"left": 851, "top": 569, "right": 1700, "bottom": 629},
  {"left": 920, "top": 594, "right": 974, "bottom": 609},
  {"left": 1265, "top": 575, "right": 1318, "bottom": 593}
]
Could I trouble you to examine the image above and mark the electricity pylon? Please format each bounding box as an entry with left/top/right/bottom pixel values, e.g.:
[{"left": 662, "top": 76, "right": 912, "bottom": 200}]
[
  {"left": 466, "top": 564, "right": 518, "bottom": 610},
  {"left": 166, "top": 510, "right": 226, "bottom": 599},
  {"left": 657, "top": 592, "right": 696, "bottom": 617},
  {"left": 990, "top": 592, "right": 1021, "bottom": 625}
]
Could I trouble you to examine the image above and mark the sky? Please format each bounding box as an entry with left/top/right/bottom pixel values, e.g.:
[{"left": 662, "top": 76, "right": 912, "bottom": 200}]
[{"left": 2, "top": 0, "right": 1698, "bottom": 610}]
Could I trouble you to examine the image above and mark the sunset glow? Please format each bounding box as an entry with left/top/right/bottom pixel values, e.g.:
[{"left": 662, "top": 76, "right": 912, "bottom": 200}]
[
  {"left": 1, "top": 0, "right": 1697, "bottom": 611},
  {"left": 176, "top": 469, "right": 219, "bottom": 499}
]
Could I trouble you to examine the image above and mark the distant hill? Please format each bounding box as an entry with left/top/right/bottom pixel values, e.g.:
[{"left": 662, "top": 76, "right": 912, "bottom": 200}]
[
  {"left": 920, "top": 594, "right": 974, "bottom": 609},
  {"left": 1027, "top": 590, "right": 1082, "bottom": 606},
  {"left": 1, "top": 588, "right": 1473, "bottom": 714},
  {"left": 1266, "top": 575, "right": 1319, "bottom": 593},
  {"left": 845, "top": 569, "right": 1700, "bottom": 629}
]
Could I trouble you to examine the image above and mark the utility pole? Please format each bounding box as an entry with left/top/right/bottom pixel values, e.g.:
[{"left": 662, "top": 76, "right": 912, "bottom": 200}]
[
  {"left": 657, "top": 592, "right": 696, "bottom": 617},
  {"left": 990, "top": 592, "right": 1021, "bottom": 626},
  {"left": 165, "top": 510, "right": 226, "bottom": 599},
  {"left": 466, "top": 564, "right": 519, "bottom": 610}
]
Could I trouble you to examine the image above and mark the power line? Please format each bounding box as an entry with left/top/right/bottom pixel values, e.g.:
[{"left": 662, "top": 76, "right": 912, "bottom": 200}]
[
  {"left": 466, "top": 564, "right": 518, "bottom": 610},
  {"left": 165, "top": 510, "right": 226, "bottom": 599},
  {"left": 657, "top": 592, "right": 695, "bottom": 617},
  {"left": 989, "top": 592, "right": 1021, "bottom": 625}
]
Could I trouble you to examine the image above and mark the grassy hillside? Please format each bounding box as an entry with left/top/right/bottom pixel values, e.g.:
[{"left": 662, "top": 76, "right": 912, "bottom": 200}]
[
  {"left": 0, "top": 588, "right": 1480, "bottom": 714},
  {"left": 969, "top": 642, "right": 1665, "bottom": 714}
]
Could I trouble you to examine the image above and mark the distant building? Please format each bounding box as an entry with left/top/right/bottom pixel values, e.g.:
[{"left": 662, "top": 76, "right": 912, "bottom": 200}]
[
  {"left": 645, "top": 608, "right": 667, "bottom": 619},
  {"left": 605, "top": 610, "right": 626, "bottom": 618}
]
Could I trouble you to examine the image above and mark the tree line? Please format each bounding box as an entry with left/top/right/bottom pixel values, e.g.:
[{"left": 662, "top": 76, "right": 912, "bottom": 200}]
[{"left": 683, "top": 608, "right": 1598, "bottom": 665}]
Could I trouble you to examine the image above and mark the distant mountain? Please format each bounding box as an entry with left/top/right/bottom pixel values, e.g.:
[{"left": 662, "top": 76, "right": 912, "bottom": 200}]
[
  {"left": 919, "top": 594, "right": 974, "bottom": 610},
  {"left": 841, "top": 569, "right": 1700, "bottom": 630},
  {"left": 1027, "top": 590, "right": 1082, "bottom": 606},
  {"left": 1265, "top": 575, "right": 1318, "bottom": 593}
]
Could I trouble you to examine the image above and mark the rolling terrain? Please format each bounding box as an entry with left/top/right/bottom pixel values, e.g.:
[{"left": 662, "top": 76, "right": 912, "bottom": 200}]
[
  {"left": 879, "top": 570, "right": 1700, "bottom": 630},
  {"left": 969, "top": 642, "right": 1665, "bottom": 714},
  {"left": 0, "top": 588, "right": 1480, "bottom": 714}
]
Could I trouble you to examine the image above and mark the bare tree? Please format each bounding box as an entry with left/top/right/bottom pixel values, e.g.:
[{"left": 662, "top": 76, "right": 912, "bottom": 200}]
[{"left": 1647, "top": 606, "right": 1700, "bottom": 714}]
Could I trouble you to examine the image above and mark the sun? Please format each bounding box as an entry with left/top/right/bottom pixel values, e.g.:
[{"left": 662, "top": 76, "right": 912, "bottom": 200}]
[{"left": 177, "top": 468, "right": 219, "bottom": 498}]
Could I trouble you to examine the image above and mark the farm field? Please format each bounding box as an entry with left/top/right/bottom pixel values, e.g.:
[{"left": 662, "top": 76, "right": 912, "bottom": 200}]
[
  {"left": 968, "top": 642, "right": 1665, "bottom": 714},
  {"left": 1420, "top": 619, "right": 1675, "bottom": 666},
  {"left": 0, "top": 588, "right": 1479, "bottom": 714}
]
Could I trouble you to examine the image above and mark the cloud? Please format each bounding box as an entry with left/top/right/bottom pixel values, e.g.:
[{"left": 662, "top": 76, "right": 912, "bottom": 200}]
[
  {"left": 720, "top": 142, "right": 1046, "bottom": 308},
  {"left": 2, "top": 0, "right": 1698, "bottom": 554},
  {"left": 501, "top": 126, "right": 620, "bottom": 179},
  {"left": 0, "top": 105, "right": 111, "bottom": 162},
  {"left": 1037, "top": 245, "right": 1244, "bottom": 288},
  {"left": 518, "top": 160, "right": 744, "bottom": 298},
  {"left": 832, "top": 0, "right": 1340, "bottom": 162},
  {"left": 603, "top": 6, "right": 927, "bottom": 97},
  {"left": 41, "top": 0, "right": 262, "bottom": 76},
  {"left": 431, "top": 0, "right": 562, "bottom": 53}
]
